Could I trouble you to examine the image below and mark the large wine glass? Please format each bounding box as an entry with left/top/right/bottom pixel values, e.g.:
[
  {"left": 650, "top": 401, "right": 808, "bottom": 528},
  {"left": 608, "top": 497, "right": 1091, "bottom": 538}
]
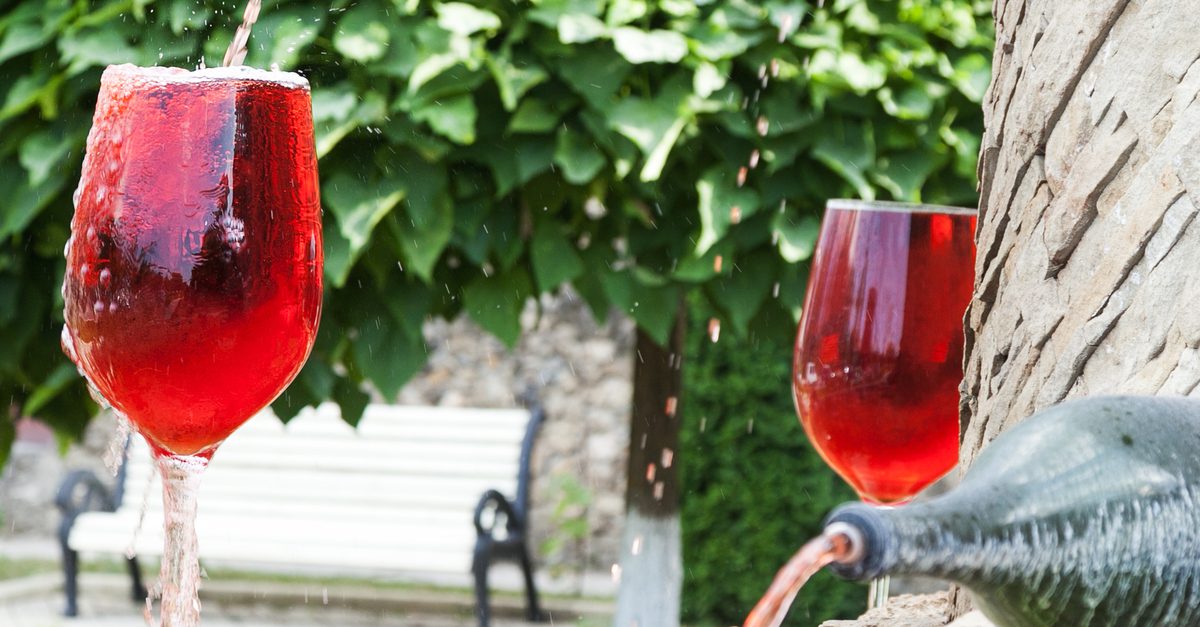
[
  {"left": 62, "top": 64, "right": 322, "bottom": 625},
  {"left": 792, "top": 199, "right": 976, "bottom": 607}
]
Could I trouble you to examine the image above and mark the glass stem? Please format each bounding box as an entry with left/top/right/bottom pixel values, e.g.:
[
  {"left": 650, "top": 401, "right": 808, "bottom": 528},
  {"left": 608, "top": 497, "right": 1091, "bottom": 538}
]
[
  {"left": 867, "top": 575, "right": 890, "bottom": 609},
  {"left": 155, "top": 454, "right": 207, "bottom": 627}
]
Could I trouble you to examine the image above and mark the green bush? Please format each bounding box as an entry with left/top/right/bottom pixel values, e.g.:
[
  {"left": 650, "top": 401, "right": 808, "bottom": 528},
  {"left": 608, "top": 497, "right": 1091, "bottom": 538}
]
[{"left": 681, "top": 304, "right": 863, "bottom": 625}]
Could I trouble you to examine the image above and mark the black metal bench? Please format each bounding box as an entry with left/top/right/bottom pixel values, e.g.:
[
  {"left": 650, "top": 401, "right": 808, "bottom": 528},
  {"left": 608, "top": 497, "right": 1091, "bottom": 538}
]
[
  {"left": 472, "top": 397, "right": 548, "bottom": 626},
  {"left": 55, "top": 398, "right": 548, "bottom": 623}
]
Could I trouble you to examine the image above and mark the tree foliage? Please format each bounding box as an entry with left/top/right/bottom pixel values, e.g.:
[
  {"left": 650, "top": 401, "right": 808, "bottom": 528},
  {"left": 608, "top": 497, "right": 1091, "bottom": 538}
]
[{"left": 0, "top": 0, "right": 991, "bottom": 459}]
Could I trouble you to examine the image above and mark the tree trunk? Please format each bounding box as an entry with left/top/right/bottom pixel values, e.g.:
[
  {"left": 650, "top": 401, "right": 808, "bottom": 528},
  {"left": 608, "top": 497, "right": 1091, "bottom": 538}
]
[
  {"left": 953, "top": 0, "right": 1200, "bottom": 619},
  {"left": 614, "top": 307, "right": 685, "bottom": 627}
]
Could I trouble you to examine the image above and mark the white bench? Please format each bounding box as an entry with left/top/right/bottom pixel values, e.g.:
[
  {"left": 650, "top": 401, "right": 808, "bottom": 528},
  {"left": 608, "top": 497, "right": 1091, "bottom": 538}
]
[{"left": 57, "top": 402, "right": 546, "bottom": 622}]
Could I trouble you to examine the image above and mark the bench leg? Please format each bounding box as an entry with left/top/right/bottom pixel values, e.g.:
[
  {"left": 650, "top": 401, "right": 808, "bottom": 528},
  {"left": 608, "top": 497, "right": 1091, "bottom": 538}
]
[
  {"left": 127, "top": 555, "right": 147, "bottom": 602},
  {"left": 62, "top": 545, "right": 80, "bottom": 617},
  {"left": 472, "top": 541, "right": 491, "bottom": 627},
  {"left": 520, "top": 546, "right": 547, "bottom": 622}
]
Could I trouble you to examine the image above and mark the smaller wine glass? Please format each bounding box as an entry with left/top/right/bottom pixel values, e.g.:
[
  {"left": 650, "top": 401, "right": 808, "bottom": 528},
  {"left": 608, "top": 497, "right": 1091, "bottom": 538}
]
[{"left": 792, "top": 199, "right": 976, "bottom": 606}]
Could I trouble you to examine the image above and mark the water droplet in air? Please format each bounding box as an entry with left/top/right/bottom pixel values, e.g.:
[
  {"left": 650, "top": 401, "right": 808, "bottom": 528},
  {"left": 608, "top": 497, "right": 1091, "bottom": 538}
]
[
  {"left": 737, "top": 167, "right": 748, "bottom": 187},
  {"left": 611, "top": 564, "right": 622, "bottom": 583},
  {"left": 713, "top": 255, "right": 723, "bottom": 273},
  {"left": 662, "top": 448, "right": 674, "bottom": 468},
  {"left": 632, "top": 535, "right": 643, "bottom": 555},
  {"left": 653, "top": 482, "right": 664, "bottom": 500},
  {"left": 665, "top": 396, "right": 678, "bottom": 417},
  {"left": 749, "top": 150, "right": 761, "bottom": 169},
  {"left": 757, "top": 117, "right": 770, "bottom": 136},
  {"left": 108, "top": 302, "right": 119, "bottom": 314},
  {"left": 699, "top": 417, "right": 707, "bottom": 432},
  {"left": 730, "top": 206, "right": 742, "bottom": 224},
  {"left": 773, "top": 282, "right": 781, "bottom": 298},
  {"left": 99, "top": 268, "right": 112, "bottom": 289},
  {"left": 79, "top": 263, "right": 90, "bottom": 280},
  {"left": 646, "top": 463, "right": 656, "bottom": 482},
  {"left": 747, "top": 418, "right": 755, "bottom": 434},
  {"left": 778, "top": 15, "right": 794, "bottom": 42},
  {"left": 93, "top": 301, "right": 105, "bottom": 314},
  {"left": 708, "top": 318, "right": 721, "bottom": 343}
]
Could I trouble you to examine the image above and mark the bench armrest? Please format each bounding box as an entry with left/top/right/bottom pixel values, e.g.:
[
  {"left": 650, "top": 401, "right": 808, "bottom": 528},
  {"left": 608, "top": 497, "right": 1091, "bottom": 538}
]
[
  {"left": 56, "top": 469, "right": 116, "bottom": 518},
  {"left": 473, "top": 489, "right": 522, "bottom": 538}
]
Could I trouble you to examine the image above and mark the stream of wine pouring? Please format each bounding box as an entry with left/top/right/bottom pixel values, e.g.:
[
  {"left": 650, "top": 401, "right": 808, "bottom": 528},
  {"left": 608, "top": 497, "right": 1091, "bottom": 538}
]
[
  {"left": 222, "top": 0, "right": 262, "bottom": 68},
  {"left": 743, "top": 526, "right": 860, "bottom": 627}
]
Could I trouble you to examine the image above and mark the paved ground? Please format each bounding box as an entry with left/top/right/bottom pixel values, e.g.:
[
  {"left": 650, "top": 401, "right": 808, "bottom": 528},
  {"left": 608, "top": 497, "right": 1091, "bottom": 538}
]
[{"left": 1, "top": 572, "right": 612, "bottom": 627}]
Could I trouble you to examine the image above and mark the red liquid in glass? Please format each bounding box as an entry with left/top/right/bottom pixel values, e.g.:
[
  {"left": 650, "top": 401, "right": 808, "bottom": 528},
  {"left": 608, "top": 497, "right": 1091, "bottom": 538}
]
[
  {"left": 63, "top": 66, "right": 322, "bottom": 458},
  {"left": 793, "top": 207, "right": 976, "bottom": 504}
]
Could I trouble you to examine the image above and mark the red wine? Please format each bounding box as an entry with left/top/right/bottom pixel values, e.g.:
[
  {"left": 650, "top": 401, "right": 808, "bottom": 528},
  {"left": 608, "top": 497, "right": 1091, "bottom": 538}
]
[
  {"left": 793, "top": 204, "right": 976, "bottom": 503},
  {"left": 63, "top": 65, "right": 322, "bottom": 458}
]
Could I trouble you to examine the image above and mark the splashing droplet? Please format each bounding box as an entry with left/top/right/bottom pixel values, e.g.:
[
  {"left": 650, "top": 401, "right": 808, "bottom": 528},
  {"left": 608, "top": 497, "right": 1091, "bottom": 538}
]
[
  {"left": 714, "top": 255, "right": 724, "bottom": 273},
  {"left": 708, "top": 318, "right": 721, "bottom": 343},
  {"left": 662, "top": 448, "right": 674, "bottom": 468},
  {"left": 632, "top": 535, "right": 643, "bottom": 556},
  {"left": 737, "top": 167, "right": 748, "bottom": 187},
  {"left": 646, "top": 463, "right": 657, "bottom": 482},
  {"left": 730, "top": 206, "right": 743, "bottom": 224},
  {"left": 665, "top": 396, "right": 678, "bottom": 417},
  {"left": 757, "top": 117, "right": 770, "bottom": 137},
  {"left": 749, "top": 149, "right": 761, "bottom": 169}
]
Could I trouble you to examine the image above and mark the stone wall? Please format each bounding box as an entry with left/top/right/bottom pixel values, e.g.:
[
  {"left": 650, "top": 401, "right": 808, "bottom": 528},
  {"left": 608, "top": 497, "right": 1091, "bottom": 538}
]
[
  {"left": 398, "top": 291, "right": 634, "bottom": 577},
  {"left": 0, "top": 291, "right": 634, "bottom": 581}
]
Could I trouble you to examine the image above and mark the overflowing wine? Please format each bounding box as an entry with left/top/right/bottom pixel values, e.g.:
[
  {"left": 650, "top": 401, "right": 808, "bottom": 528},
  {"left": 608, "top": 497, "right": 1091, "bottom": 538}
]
[
  {"left": 750, "top": 395, "right": 1200, "bottom": 627},
  {"left": 63, "top": 65, "right": 322, "bottom": 458}
]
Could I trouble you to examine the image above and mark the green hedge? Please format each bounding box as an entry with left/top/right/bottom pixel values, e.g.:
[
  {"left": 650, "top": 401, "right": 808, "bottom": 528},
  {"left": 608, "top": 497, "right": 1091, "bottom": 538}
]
[{"left": 681, "top": 303, "right": 863, "bottom": 625}]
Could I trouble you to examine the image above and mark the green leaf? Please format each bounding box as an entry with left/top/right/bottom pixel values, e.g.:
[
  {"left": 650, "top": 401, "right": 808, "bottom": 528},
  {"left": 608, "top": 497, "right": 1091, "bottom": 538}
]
[
  {"left": 21, "top": 362, "right": 77, "bottom": 418},
  {"left": 0, "top": 20, "right": 51, "bottom": 66},
  {"left": 607, "top": 79, "right": 693, "bottom": 181},
  {"left": 695, "top": 168, "right": 761, "bottom": 255},
  {"left": 59, "top": 29, "right": 136, "bottom": 75},
  {"left": 486, "top": 54, "right": 549, "bottom": 111},
  {"left": 334, "top": 6, "right": 391, "bottom": 63},
  {"left": 19, "top": 126, "right": 81, "bottom": 186},
  {"left": 812, "top": 119, "right": 876, "bottom": 200},
  {"left": 559, "top": 14, "right": 608, "bottom": 43},
  {"left": 396, "top": 194, "right": 454, "bottom": 282},
  {"left": 952, "top": 52, "right": 991, "bottom": 103},
  {"left": 606, "top": 0, "right": 648, "bottom": 25},
  {"left": 528, "top": 0, "right": 605, "bottom": 26},
  {"left": 412, "top": 94, "right": 477, "bottom": 144},
  {"left": 353, "top": 318, "right": 427, "bottom": 399},
  {"left": 322, "top": 220, "right": 356, "bottom": 288},
  {"left": 612, "top": 27, "right": 688, "bottom": 64},
  {"left": 553, "top": 127, "right": 606, "bottom": 184},
  {"left": 332, "top": 376, "right": 370, "bottom": 428},
  {"left": 872, "top": 149, "right": 943, "bottom": 201},
  {"left": 0, "top": 170, "right": 66, "bottom": 239},
  {"left": 555, "top": 45, "right": 630, "bottom": 108},
  {"left": 879, "top": 85, "right": 934, "bottom": 120},
  {"left": 436, "top": 2, "right": 501, "bottom": 36},
  {"left": 773, "top": 212, "right": 820, "bottom": 263},
  {"left": 809, "top": 49, "right": 887, "bottom": 93},
  {"left": 464, "top": 270, "right": 534, "bottom": 348},
  {"left": 599, "top": 269, "right": 679, "bottom": 346},
  {"left": 693, "top": 62, "right": 728, "bottom": 98},
  {"left": 531, "top": 222, "right": 585, "bottom": 291},
  {"left": 323, "top": 171, "right": 406, "bottom": 267},
  {"left": 689, "top": 21, "right": 762, "bottom": 61},
  {"left": 707, "top": 249, "right": 776, "bottom": 335},
  {"left": 508, "top": 99, "right": 565, "bottom": 133}
]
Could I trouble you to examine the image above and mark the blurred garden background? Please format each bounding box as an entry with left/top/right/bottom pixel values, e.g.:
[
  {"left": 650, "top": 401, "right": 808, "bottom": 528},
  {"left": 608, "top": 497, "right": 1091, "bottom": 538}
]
[{"left": 0, "top": 0, "right": 992, "bottom": 624}]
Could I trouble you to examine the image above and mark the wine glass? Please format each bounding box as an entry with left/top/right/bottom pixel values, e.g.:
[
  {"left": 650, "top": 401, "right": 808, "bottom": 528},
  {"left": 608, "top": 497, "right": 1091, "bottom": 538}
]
[
  {"left": 791, "top": 199, "right": 976, "bottom": 607},
  {"left": 62, "top": 64, "right": 322, "bottom": 625}
]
